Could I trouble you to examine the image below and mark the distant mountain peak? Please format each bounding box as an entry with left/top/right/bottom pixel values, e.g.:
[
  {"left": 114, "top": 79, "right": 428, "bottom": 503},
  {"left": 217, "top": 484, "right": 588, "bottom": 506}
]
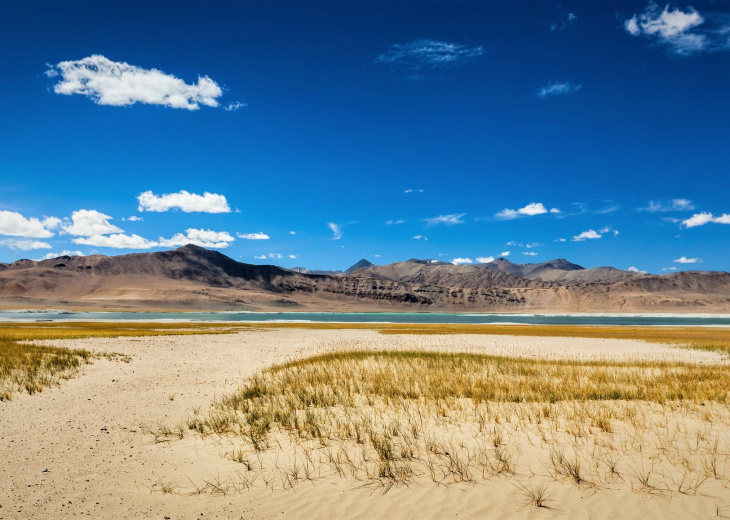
[{"left": 344, "top": 259, "right": 374, "bottom": 275}]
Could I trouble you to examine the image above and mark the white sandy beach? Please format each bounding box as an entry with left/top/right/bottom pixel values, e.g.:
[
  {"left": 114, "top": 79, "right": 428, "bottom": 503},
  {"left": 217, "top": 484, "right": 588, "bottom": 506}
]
[{"left": 1, "top": 329, "right": 729, "bottom": 519}]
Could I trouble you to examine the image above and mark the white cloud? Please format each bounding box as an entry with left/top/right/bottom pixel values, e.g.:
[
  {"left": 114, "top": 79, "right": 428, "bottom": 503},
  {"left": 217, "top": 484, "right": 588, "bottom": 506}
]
[
  {"left": 0, "top": 239, "right": 52, "bottom": 250},
  {"left": 73, "top": 233, "right": 158, "bottom": 249},
  {"left": 499, "top": 251, "right": 511, "bottom": 257},
  {"left": 254, "top": 254, "right": 267, "bottom": 260},
  {"left": 549, "top": 208, "right": 561, "bottom": 214},
  {"left": 288, "top": 254, "right": 298, "bottom": 259},
  {"left": 289, "top": 231, "right": 296, "bottom": 235},
  {"left": 475, "top": 256, "right": 495, "bottom": 263},
  {"left": 138, "top": 190, "right": 230, "bottom": 213},
  {"left": 0, "top": 211, "right": 59, "bottom": 238},
  {"left": 526, "top": 242, "right": 543, "bottom": 249},
  {"left": 572, "top": 229, "right": 602, "bottom": 241},
  {"left": 523, "top": 252, "right": 538, "bottom": 256},
  {"left": 452, "top": 257, "right": 473, "bottom": 265},
  {"left": 47, "top": 55, "right": 224, "bottom": 110},
  {"left": 237, "top": 232, "right": 270, "bottom": 240},
  {"left": 328, "top": 222, "right": 343, "bottom": 240},
  {"left": 63, "top": 210, "right": 123, "bottom": 236},
  {"left": 386, "top": 219, "right": 406, "bottom": 225},
  {"left": 123, "top": 216, "right": 143, "bottom": 222},
  {"left": 159, "top": 228, "right": 234, "bottom": 249},
  {"left": 640, "top": 199, "right": 695, "bottom": 212},
  {"left": 551, "top": 11, "right": 577, "bottom": 31},
  {"left": 376, "top": 40, "right": 484, "bottom": 69},
  {"left": 506, "top": 241, "right": 523, "bottom": 247},
  {"left": 674, "top": 256, "right": 702, "bottom": 264},
  {"left": 423, "top": 213, "right": 466, "bottom": 226},
  {"left": 538, "top": 82, "right": 582, "bottom": 98},
  {"left": 681, "top": 212, "right": 730, "bottom": 228},
  {"left": 225, "top": 101, "right": 247, "bottom": 112},
  {"left": 496, "top": 203, "right": 549, "bottom": 220},
  {"left": 663, "top": 267, "right": 678, "bottom": 271},
  {"left": 38, "top": 250, "right": 84, "bottom": 260},
  {"left": 255, "top": 253, "right": 282, "bottom": 260},
  {"left": 627, "top": 266, "right": 648, "bottom": 273},
  {"left": 413, "top": 235, "right": 428, "bottom": 240},
  {"left": 556, "top": 238, "right": 567, "bottom": 242},
  {"left": 624, "top": 3, "right": 709, "bottom": 55},
  {"left": 404, "top": 189, "right": 424, "bottom": 194}
]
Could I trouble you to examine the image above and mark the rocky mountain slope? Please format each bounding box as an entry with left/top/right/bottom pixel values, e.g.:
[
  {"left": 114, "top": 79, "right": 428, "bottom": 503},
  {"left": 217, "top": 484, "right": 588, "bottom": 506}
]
[{"left": 0, "top": 245, "right": 728, "bottom": 313}]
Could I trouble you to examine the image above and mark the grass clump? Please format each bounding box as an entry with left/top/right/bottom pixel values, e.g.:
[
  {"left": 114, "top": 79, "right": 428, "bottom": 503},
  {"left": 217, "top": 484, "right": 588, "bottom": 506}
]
[
  {"left": 0, "top": 321, "right": 244, "bottom": 400},
  {"left": 0, "top": 336, "right": 92, "bottom": 399},
  {"left": 181, "top": 350, "right": 730, "bottom": 494}
]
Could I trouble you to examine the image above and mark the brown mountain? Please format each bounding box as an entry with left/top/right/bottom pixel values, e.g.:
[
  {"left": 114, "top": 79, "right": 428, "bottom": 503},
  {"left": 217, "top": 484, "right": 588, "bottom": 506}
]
[{"left": 0, "top": 245, "right": 728, "bottom": 313}]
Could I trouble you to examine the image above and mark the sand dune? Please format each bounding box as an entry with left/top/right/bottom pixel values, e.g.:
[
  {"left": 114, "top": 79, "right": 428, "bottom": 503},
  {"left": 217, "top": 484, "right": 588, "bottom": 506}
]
[{"left": 2, "top": 329, "right": 729, "bottom": 519}]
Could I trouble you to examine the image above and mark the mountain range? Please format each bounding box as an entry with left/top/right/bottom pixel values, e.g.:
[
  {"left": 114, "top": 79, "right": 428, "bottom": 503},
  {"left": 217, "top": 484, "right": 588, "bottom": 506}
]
[{"left": 0, "top": 245, "right": 728, "bottom": 313}]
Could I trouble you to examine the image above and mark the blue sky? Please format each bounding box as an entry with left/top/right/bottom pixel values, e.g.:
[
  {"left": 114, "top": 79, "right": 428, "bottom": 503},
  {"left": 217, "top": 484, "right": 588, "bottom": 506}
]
[{"left": 1, "top": 1, "right": 729, "bottom": 273}]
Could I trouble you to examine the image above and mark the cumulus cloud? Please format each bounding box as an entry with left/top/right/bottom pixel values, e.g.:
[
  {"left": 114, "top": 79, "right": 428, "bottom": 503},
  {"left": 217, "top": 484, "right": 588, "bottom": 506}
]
[
  {"left": 376, "top": 40, "right": 484, "bottom": 69},
  {"left": 451, "top": 257, "right": 473, "bottom": 265},
  {"left": 47, "top": 55, "right": 224, "bottom": 110},
  {"left": 63, "top": 210, "right": 123, "bottom": 236},
  {"left": 475, "top": 256, "right": 495, "bottom": 263},
  {"left": 0, "top": 239, "right": 52, "bottom": 250},
  {"left": 523, "top": 252, "right": 538, "bottom": 256},
  {"left": 623, "top": 3, "right": 721, "bottom": 55},
  {"left": 328, "top": 222, "right": 343, "bottom": 240},
  {"left": 538, "top": 82, "right": 582, "bottom": 98},
  {"left": 681, "top": 212, "right": 730, "bottom": 228},
  {"left": 496, "top": 203, "right": 548, "bottom": 220},
  {"left": 255, "top": 253, "right": 283, "bottom": 260},
  {"left": 674, "top": 256, "right": 702, "bottom": 264},
  {"left": 73, "top": 233, "right": 158, "bottom": 249},
  {"left": 288, "top": 254, "right": 298, "bottom": 259},
  {"left": 123, "top": 216, "right": 143, "bottom": 222},
  {"left": 499, "top": 251, "right": 511, "bottom": 257},
  {"left": 289, "top": 231, "right": 296, "bottom": 235},
  {"left": 38, "top": 250, "right": 84, "bottom": 260},
  {"left": 158, "top": 228, "right": 235, "bottom": 248},
  {"left": 572, "top": 229, "right": 602, "bottom": 241},
  {"left": 138, "top": 190, "right": 230, "bottom": 213},
  {"left": 0, "top": 211, "right": 59, "bottom": 238},
  {"left": 640, "top": 199, "right": 695, "bottom": 212},
  {"left": 628, "top": 266, "right": 648, "bottom": 273},
  {"left": 237, "top": 232, "right": 270, "bottom": 240},
  {"left": 423, "top": 213, "right": 466, "bottom": 226}
]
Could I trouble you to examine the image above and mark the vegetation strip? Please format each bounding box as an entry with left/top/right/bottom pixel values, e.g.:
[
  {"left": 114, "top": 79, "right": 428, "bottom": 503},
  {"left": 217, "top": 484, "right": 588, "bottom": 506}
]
[
  {"left": 175, "top": 350, "right": 730, "bottom": 494},
  {"left": 0, "top": 322, "right": 251, "bottom": 400}
]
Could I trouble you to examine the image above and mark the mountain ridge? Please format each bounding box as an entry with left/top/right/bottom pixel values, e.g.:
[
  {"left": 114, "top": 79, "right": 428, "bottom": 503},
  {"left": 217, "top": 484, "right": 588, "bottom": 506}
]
[{"left": 0, "top": 245, "right": 728, "bottom": 313}]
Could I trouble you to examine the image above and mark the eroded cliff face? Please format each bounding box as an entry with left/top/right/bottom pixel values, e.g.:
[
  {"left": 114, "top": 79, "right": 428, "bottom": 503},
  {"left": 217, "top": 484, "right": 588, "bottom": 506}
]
[{"left": 0, "top": 245, "right": 728, "bottom": 313}]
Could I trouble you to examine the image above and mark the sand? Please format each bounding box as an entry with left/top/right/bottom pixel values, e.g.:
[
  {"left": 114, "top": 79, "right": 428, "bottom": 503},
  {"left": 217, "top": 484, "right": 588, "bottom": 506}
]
[{"left": 1, "top": 329, "right": 729, "bottom": 519}]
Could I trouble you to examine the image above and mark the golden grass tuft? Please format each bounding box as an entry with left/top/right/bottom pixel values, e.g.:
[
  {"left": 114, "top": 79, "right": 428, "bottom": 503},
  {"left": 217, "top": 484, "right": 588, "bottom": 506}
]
[
  {"left": 180, "top": 349, "right": 730, "bottom": 496},
  {"left": 0, "top": 321, "right": 249, "bottom": 400}
]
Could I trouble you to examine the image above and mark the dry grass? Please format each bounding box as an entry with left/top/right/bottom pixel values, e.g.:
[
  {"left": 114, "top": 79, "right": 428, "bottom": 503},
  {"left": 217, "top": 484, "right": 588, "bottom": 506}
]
[
  {"left": 0, "top": 322, "right": 249, "bottom": 400},
  {"left": 176, "top": 348, "right": 730, "bottom": 498}
]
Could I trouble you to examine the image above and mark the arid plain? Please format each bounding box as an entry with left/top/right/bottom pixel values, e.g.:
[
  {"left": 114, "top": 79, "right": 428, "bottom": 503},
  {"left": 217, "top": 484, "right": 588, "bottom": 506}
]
[{"left": 2, "top": 324, "right": 730, "bottom": 519}]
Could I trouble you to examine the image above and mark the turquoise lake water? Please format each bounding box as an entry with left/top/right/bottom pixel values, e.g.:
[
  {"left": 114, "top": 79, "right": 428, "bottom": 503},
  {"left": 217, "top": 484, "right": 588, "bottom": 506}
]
[{"left": 1, "top": 310, "right": 730, "bottom": 326}]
